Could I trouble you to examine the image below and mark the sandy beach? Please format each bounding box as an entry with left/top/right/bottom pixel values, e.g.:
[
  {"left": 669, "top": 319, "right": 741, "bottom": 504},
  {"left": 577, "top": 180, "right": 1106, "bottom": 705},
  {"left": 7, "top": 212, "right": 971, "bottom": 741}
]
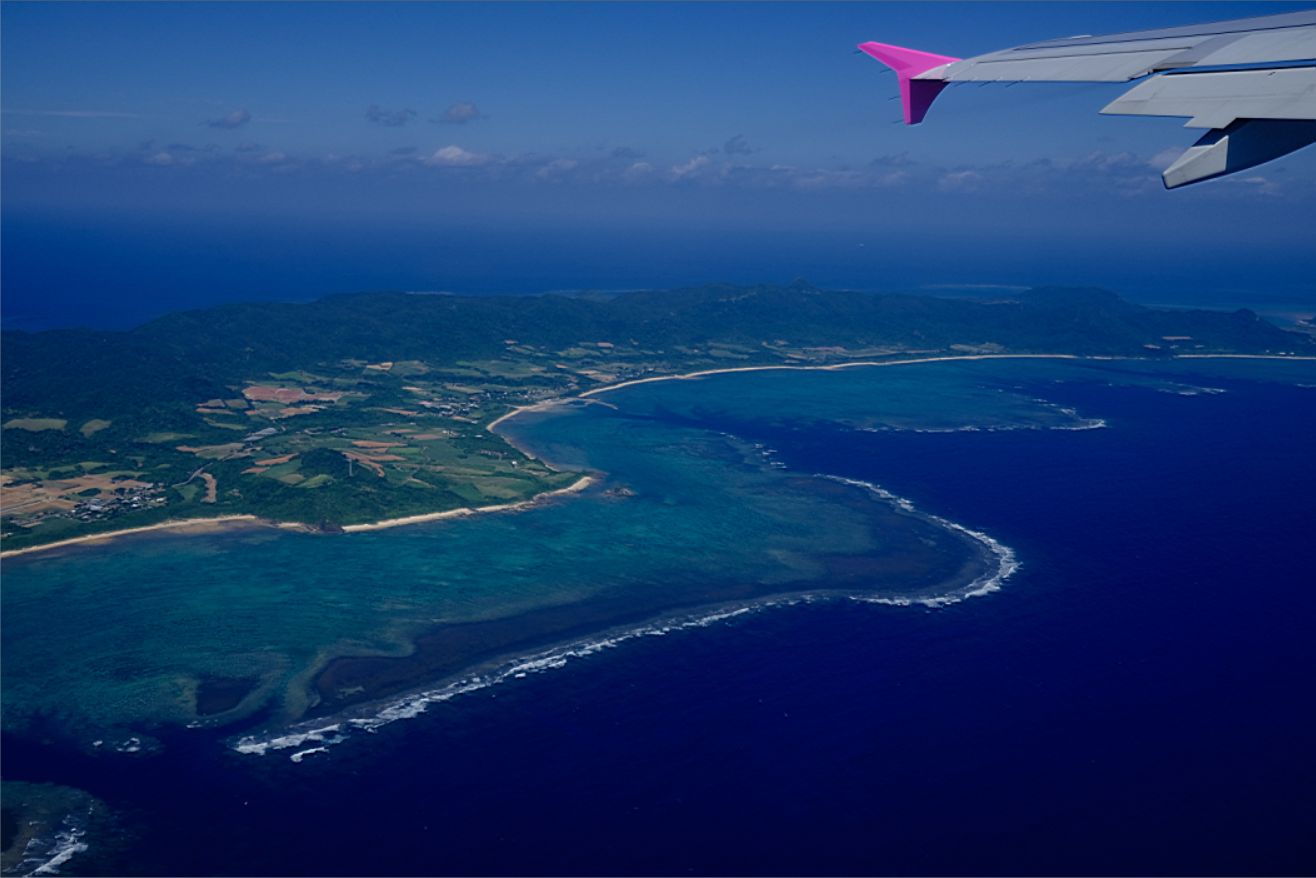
[
  {"left": 1, "top": 477, "right": 599, "bottom": 558},
  {"left": 0, "top": 515, "right": 266, "bottom": 559},
  {"left": 485, "top": 397, "right": 572, "bottom": 432},
  {"left": 578, "top": 353, "right": 1088, "bottom": 399},
  {"left": 5, "top": 351, "right": 1307, "bottom": 559},
  {"left": 340, "top": 475, "right": 597, "bottom": 533},
  {"left": 576, "top": 351, "right": 1316, "bottom": 401}
]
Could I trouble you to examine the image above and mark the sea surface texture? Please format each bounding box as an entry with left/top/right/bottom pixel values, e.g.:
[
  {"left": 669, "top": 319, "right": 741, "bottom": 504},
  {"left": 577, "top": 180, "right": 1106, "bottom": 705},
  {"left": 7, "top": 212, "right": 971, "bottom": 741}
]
[{"left": 2, "top": 357, "right": 1314, "bottom": 876}]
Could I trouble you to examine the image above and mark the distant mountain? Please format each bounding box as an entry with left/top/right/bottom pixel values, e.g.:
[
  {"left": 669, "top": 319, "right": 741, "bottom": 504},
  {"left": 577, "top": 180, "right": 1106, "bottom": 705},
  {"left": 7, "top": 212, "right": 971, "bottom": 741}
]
[{"left": 3, "top": 283, "right": 1309, "bottom": 420}]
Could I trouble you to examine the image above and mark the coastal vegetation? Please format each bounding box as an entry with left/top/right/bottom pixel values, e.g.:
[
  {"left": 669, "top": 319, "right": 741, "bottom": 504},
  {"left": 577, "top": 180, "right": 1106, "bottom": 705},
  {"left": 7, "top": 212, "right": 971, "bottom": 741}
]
[{"left": 3, "top": 283, "right": 1310, "bottom": 551}]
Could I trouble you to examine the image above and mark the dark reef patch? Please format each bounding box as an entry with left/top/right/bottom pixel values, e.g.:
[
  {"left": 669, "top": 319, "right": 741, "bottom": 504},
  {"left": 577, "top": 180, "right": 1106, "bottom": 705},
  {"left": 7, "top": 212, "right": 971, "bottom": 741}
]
[
  {"left": 195, "top": 676, "right": 260, "bottom": 717},
  {"left": 1, "top": 806, "right": 18, "bottom": 853},
  {"left": 309, "top": 481, "right": 987, "bottom": 717}
]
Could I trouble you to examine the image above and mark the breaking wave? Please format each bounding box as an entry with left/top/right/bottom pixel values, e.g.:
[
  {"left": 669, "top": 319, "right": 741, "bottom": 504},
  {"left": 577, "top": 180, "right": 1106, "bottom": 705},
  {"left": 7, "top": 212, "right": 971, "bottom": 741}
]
[
  {"left": 819, "top": 476, "right": 1020, "bottom": 608},
  {"left": 11, "top": 813, "right": 90, "bottom": 877},
  {"left": 232, "top": 474, "right": 1018, "bottom": 762},
  {"left": 233, "top": 599, "right": 813, "bottom": 760},
  {"left": 858, "top": 418, "right": 1107, "bottom": 434}
]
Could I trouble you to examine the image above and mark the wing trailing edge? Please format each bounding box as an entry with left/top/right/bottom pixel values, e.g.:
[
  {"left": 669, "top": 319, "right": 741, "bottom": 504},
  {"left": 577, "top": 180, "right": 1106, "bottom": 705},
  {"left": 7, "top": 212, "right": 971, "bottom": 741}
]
[{"left": 858, "top": 10, "right": 1316, "bottom": 187}]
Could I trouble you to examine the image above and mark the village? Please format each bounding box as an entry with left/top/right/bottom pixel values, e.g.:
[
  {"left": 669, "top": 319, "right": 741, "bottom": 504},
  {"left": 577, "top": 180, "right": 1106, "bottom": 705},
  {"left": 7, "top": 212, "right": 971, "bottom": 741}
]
[{"left": 2, "top": 335, "right": 917, "bottom": 550}]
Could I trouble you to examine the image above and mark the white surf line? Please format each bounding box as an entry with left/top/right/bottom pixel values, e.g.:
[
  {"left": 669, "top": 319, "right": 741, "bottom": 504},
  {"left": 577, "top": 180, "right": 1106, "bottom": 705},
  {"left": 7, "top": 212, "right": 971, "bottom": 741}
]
[
  {"left": 233, "top": 473, "right": 1020, "bottom": 762},
  {"left": 821, "top": 476, "right": 1020, "bottom": 608},
  {"left": 238, "top": 350, "right": 1311, "bottom": 760},
  {"left": 18, "top": 812, "right": 91, "bottom": 877},
  {"left": 563, "top": 351, "right": 1316, "bottom": 408},
  {"left": 577, "top": 353, "right": 1088, "bottom": 400},
  {"left": 232, "top": 598, "right": 813, "bottom": 760},
  {"left": 1174, "top": 354, "right": 1316, "bottom": 360}
]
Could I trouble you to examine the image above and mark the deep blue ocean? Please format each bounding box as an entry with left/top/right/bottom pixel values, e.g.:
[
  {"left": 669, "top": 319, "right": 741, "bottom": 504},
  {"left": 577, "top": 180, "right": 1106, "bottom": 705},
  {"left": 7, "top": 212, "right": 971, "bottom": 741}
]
[
  {"left": 4, "top": 365, "right": 1314, "bottom": 875},
  {"left": 5, "top": 214, "right": 1314, "bottom": 331}
]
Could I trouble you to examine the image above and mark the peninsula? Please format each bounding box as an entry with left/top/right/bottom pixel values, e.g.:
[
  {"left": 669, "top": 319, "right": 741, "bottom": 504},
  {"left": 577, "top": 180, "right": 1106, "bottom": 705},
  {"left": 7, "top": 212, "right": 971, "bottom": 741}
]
[{"left": 4, "top": 283, "right": 1310, "bottom": 553}]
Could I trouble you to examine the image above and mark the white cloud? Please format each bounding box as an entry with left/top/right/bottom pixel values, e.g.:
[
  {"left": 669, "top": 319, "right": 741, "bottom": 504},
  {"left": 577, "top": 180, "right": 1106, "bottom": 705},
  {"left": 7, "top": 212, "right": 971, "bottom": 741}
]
[
  {"left": 937, "top": 169, "right": 983, "bottom": 192},
  {"left": 622, "top": 161, "right": 654, "bottom": 182},
  {"left": 1229, "top": 174, "right": 1282, "bottom": 195},
  {"left": 535, "top": 158, "right": 578, "bottom": 180},
  {"left": 425, "top": 144, "right": 489, "bottom": 167},
  {"left": 671, "top": 154, "right": 712, "bottom": 179},
  {"left": 1147, "top": 147, "right": 1183, "bottom": 172},
  {"left": 436, "top": 101, "right": 485, "bottom": 124}
]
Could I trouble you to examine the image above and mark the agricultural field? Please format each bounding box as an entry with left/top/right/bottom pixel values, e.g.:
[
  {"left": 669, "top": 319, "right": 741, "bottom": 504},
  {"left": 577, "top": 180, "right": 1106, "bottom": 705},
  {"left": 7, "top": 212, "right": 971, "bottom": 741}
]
[
  {"left": 7, "top": 282, "right": 1311, "bottom": 551},
  {"left": 2, "top": 347, "right": 642, "bottom": 550},
  {"left": 2, "top": 330, "right": 960, "bottom": 551},
  {"left": 0, "top": 332, "right": 943, "bottom": 552}
]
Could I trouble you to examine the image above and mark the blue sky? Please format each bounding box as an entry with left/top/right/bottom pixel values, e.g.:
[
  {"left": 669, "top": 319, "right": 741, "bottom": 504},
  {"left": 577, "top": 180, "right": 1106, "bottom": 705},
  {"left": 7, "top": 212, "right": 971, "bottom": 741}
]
[{"left": 3, "top": 2, "right": 1314, "bottom": 328}]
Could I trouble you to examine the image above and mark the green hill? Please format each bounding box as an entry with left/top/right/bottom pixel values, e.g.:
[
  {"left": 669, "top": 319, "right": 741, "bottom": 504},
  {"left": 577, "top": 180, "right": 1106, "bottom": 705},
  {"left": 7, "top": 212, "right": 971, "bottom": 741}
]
[{"left": 2, "top": 283, "right": 1309, "bottom": 550}]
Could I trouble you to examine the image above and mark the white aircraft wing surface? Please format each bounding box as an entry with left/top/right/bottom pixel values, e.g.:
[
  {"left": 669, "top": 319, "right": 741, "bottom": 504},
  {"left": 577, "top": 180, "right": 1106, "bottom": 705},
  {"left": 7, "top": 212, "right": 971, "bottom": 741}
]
[{"left": 859, "top": 10, "right": 1316, "bottom": 187}]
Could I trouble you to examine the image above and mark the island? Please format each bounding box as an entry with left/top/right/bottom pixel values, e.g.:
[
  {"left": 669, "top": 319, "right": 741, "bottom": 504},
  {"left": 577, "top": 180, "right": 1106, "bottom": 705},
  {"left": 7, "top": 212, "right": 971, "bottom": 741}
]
[{"left": 3, "top": 282, "right": 1310, "bottom": 553}]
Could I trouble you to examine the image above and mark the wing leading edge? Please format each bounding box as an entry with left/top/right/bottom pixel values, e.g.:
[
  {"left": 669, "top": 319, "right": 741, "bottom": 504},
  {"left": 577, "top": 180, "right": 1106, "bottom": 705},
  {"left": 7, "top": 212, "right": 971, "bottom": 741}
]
[{"left": 859, "top": 10, "right": 1316, "bottom": 187}]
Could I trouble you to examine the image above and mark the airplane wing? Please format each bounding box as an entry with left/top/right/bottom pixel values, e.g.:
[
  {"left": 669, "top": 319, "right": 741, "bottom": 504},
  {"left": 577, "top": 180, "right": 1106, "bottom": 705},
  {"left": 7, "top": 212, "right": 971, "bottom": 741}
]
[{"left": 859, "top": 10, "right": 1316, "bottom": 188}]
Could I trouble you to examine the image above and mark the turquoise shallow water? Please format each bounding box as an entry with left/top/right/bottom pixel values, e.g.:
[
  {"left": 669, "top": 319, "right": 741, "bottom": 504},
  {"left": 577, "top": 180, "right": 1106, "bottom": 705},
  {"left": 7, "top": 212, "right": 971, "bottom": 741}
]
[{"left": 2, "top": 357, "right": 1308, "bottom": 752}]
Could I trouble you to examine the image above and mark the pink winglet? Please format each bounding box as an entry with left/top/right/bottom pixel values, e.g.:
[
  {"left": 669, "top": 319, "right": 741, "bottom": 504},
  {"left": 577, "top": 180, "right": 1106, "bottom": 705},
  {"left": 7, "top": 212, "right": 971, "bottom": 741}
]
[{"left": 858, "top": 42, "right": 960, "bottom": 125}]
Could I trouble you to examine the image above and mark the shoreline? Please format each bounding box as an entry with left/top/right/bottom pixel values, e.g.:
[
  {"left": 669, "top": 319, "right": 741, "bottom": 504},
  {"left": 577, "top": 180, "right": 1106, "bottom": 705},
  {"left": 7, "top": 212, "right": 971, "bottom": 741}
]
[
  {"left": 233, "top": 473, "right": 1018, "bottom": 762},
  {"left": 5, "top": 351, "right": 1309, "bottom": 559},
  {"left": 578, "top": 352, "right": 1088, "bottom": 398},
  {"left": 0, "top": 515, "right": 271, "bottom": 559},
  {"left": 1172, "top": 353, "right": 1316, "bottom": 360},
  {"left": 232, "top": 349, "right": 1313, "bottom": 757},
  {"left": 0, "top": 477, "right": 598, "bottom": 559},
  {"left": 573, "top": 351, "right": 1316, "bottom": 402},
  {"left": 340, "top": 475, "right": 596, "bottom": 533},
  {"left": 485, "top": 397, "right": 571, "bottom": 433}
]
